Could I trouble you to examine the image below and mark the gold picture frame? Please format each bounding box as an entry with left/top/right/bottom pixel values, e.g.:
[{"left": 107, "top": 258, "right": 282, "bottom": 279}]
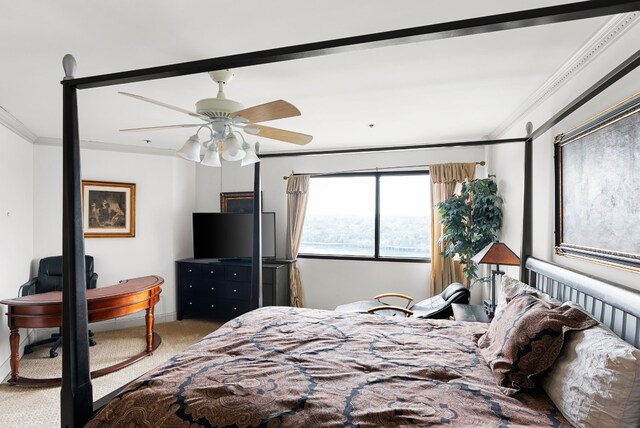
[
  {"left": 220, "top": 192, "right": 259, "bottom": 213},
  {"left": 554, "top": 93, "right": 640, "bottom": 272},
  {"left": 82, "top": 180, "right": 136, "bottom": 238}
]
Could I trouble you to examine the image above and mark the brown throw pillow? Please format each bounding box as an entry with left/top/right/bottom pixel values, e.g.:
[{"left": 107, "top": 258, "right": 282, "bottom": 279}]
[{"left": 478, "top": 292, "right": 598, "bottom": 396}]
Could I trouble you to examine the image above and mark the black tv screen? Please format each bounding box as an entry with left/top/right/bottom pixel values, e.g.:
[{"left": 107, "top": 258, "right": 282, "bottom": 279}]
[{"left": 192, "top": 212, "right": 276, "bottom": 259}]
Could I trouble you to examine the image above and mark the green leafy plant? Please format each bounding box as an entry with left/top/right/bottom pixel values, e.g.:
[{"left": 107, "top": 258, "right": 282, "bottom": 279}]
[{"left": 437, "top": 176, "right": 503, "bottom": 283}]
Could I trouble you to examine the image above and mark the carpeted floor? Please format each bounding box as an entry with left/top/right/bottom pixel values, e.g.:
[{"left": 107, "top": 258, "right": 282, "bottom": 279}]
[{"left": 0, "top": 319, "right": 222, "bottom": 428}]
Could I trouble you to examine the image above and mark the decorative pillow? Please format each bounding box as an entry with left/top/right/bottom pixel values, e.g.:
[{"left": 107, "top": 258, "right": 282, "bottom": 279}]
[
  {"left": 478, "top": 293, "right": 598, "bottom": 396},
  {"left": 542, "top": 303, "right": 640, "bottom": 428},
  {"left": 494, "top": 275, "right": 560, "bottom": 319}
]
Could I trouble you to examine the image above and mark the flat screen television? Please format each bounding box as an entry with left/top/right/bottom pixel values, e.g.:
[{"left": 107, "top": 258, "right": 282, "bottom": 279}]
[{"left": 192, "top": 212, "right": 276, "bottom": 259}]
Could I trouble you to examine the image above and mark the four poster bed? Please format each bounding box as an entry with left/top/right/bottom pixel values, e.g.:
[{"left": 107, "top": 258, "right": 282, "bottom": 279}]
[{"left": 54, "top": 1, "right": 640, "bottom": 427}]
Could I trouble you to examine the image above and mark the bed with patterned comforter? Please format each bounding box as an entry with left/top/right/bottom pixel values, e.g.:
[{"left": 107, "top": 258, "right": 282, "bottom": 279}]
[{"left": 87, "top": 306, "right": 570, "bottom": 427}]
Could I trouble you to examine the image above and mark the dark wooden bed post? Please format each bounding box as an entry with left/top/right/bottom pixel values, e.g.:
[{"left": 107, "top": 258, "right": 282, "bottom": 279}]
[
  {"left": 520, "top": 122, "right": 533, "bottom": 282},
  {"left": 252, "top": 158, "right": 263, "bottom": 309},
  {"left": 61, "top": 54, "right": 93, "bottom": 428}
]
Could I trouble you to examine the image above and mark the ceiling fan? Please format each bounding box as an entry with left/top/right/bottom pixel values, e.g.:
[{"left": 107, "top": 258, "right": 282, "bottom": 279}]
[{"left": 119, "top": 69, "right": 312, "bottom": 166}]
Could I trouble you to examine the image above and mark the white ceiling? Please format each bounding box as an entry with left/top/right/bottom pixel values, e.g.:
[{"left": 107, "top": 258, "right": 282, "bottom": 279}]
[{"left": 0, "top": 1, "right": 619, "bottom": 154}]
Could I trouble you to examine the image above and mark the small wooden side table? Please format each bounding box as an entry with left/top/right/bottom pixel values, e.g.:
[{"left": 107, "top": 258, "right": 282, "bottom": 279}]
[{"left": 451, "top": 303, "right": 491, "bottom": 323}]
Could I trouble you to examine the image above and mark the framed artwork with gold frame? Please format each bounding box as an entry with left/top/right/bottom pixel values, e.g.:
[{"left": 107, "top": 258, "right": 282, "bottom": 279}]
[
  {"left": 220, "top": 191, "right": 261, "bottom": 213},
  {"left": 554, "top": 93, "right": 640, "bottom": 272},
  {"left": 82, "top": 180, "right": 136, "bottom": 238}
]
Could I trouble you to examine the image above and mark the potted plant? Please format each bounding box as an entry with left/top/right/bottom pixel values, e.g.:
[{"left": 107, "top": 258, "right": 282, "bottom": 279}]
[{"left": 437, "top": 176, "right": 503, "bottom": 284}]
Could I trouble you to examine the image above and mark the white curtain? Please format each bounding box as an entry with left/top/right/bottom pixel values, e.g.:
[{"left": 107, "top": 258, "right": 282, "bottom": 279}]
[
  {"left": 429, "top": 162, "right": 477, "bottom": 295},
  {"left": 286, "top": 175, "right": 310, "bottom": 308}
]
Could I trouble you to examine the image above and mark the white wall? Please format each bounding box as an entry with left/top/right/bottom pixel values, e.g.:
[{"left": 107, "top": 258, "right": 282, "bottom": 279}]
[
  {"left": 197, "top": 146, "right": 486, "bottom": 310},
  {"left": 32, "top": 144, "right": 196, "bottom": 330},
  {"left": 0, "top": 126, "right": 34, "bottom": 380},
  {"left": 491, "top": 23, "right": 640, "bottom": 290}
]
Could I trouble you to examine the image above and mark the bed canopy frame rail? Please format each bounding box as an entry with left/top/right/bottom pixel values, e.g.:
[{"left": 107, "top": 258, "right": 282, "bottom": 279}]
[
  {"left": 59, "top": 1, "right": 640, "bottom": 426},
  {"left": 526, "top": 257, "right": 640, "bottom": 348}
]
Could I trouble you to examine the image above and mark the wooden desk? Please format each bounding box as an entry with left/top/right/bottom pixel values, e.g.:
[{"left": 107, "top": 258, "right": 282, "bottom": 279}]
[
  {"left": 1, "top": 275, "right": 163, "bottom": 386},
  {"left": 451, "top": 303, "right": 491, "bottom": 323}
]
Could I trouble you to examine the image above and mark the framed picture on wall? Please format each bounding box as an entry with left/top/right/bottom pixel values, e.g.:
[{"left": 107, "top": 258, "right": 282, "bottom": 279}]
[
  {"left": 220, "top": 191, "right": 261, "bottom": 213},
  {"left": 82, "top": 180, "right": 136, "bottom": 238},
  {"left": 554, "top": 93, "right": 640, "bottom": 272}
]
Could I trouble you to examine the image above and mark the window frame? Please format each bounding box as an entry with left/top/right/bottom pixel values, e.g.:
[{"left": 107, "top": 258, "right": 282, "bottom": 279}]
[{"left": 298, "top": 170, "right": 431, "bottom": 263}]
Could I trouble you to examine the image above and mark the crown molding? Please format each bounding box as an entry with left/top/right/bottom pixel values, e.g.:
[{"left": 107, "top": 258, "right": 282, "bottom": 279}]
[
  {"left": 0, "top": 105, "right": 37, "bottom": 143},
  {"left": 35, "top": 137, "right": 177, "bottom": 156},
  {"left": 489, "top": 12, "right": 639, "bottom": 139}
]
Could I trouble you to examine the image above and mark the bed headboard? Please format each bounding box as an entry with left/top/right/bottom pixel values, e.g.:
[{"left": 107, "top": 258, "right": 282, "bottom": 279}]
[{"left": 525, "top": 257, "right": 640, "bottom": 348}]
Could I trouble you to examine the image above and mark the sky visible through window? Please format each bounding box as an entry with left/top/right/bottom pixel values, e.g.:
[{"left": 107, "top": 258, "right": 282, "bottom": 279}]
[{"left": 299, "top": 174, "right": 431, "bottom": 258}]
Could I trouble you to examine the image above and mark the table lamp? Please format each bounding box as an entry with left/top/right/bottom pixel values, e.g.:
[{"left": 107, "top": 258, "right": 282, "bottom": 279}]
[{"left": 471, "top": 241, "right": 521, "bottom": 318}]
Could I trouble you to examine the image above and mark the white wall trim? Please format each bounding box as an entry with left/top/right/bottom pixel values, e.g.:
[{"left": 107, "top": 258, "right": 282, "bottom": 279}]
[
  {"left": 488, "top": 12, "right": 639, "bottom": 139},
  {"left": 0, "top": 105, "right": 37, "bottom": 143},
  {"left": 35, "top": 137, "right": 177, "bottom": 156}
]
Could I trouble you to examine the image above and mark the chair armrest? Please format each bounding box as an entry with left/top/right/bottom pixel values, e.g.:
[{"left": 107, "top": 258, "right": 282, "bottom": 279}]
[
  {"left": 367, "top": 305, "right": 414, "bottom": 317},
  {"left": 18, "top": 278, "right": 38, "bottom": 297},
  {"left": 88, "top": 273, "right": 98, "bottom": 289},
  {"left": 373, "top": 292, "right": 414, "bottom": 308}
]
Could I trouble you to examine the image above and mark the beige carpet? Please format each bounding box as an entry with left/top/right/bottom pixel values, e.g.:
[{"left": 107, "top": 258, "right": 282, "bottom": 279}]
[{"left": 0, "top": 319, "right": 222, "bottom": 428}]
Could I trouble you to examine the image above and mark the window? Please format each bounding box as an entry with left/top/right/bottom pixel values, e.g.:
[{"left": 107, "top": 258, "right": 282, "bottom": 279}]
[{"left": 299, "top": 172, "right": 431, "bottom": 261}]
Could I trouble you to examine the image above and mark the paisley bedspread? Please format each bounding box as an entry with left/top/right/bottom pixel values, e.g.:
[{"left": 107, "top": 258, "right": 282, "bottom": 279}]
[{"left": 87, "top": 306, "right": 570, "bottom": 427}]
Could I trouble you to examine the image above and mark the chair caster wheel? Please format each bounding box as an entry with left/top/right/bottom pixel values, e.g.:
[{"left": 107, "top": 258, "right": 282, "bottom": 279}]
[
  {"left": 89, "top": 339, "right": 96, "bottom": 347},
  {"left": 49, "top": 351, "right": 58, "bottom": 358}
]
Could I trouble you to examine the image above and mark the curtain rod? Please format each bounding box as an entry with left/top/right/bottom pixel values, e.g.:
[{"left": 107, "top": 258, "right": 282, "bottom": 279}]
[{"left": 282, "top": 161, "right": 485, "bottom": 180}]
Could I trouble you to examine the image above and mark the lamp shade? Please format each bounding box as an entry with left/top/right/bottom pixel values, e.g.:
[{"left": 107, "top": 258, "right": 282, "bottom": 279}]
[
  {"left": 176, "top": 135, "right": 201, "bottom": 162},
  {"left": 471, "top": 242, "right": 521, "bottom": 266},
  {"left": 240, "top": 142, "right": 260, "bottom": 166},
  {"left": 201, "top": 144, "right": 221, "bottom": 167},
  {"left": 221, "top": 133, "right": 245, "bottom": 161}
]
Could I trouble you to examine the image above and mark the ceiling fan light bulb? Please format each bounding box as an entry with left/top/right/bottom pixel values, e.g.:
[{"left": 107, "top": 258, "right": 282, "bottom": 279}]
[{"left": 176, "top": 135, "right": 201, "bottom": 162}]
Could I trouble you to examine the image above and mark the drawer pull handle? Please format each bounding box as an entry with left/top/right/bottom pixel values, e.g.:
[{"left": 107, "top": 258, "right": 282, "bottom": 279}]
[
  {"left": 188, "top": 269, "right": 192, "bottom": 272},
  {"left": 211, "top": 287, "right": 214, "bottom": 291},
  {"left": 233, "top": 272, "right": 237, "bottom": 276},
  {"left": 234, "top": 307, "right": 237, "bottom": 311},
  {"left": 233, "top": 289, "right": 237, "bottom": 293},
  {"left": 210, "top": 271, "right": 214, "bottom": 274},
  {"left": 189, "top": 285, "right": 193, "bottom": 288},
  {"left": 211, "top": 304, "right": 215, "bottom": 308},
  {"left": 189, "top": 302, "right": 193, "bottom": 305}
]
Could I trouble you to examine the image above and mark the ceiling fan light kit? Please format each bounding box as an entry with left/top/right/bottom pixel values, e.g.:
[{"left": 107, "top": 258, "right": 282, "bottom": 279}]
[{"left": 119, "top": 69, "right": 312, "bottom": 167}]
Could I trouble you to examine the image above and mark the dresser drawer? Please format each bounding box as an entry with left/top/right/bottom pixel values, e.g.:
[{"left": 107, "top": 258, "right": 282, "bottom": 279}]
[
  {"left": 225, "top": 266, "right": 250, "bottom": 282},
  {"left": 218, "top": 282, "right": 250, "bottom": 300},
  {"left": 219, "top": 300, "right": 251, "bottom": 319}
]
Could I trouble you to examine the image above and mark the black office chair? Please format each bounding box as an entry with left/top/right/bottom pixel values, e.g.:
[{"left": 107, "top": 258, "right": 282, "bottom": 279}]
[
  {"left": 335, "top": 282, "right": 470, "bottom": 319},
  {"left": 19, "top": 255, "right": 98, "bottom": 358}
]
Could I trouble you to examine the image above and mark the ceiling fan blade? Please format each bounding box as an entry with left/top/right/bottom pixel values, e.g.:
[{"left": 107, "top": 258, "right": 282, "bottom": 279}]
[
  {"left": 120, "top": 124, "right": 201, "bottom": 132},
  {"left": 231, "top": 100, "right": 300, "bottom": 123},
  {"left": 244, "top": 124, "right": 312, "bottom": 145},
  {"left": 119, "top": 92, "right": 208, "bottom": 120}
]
